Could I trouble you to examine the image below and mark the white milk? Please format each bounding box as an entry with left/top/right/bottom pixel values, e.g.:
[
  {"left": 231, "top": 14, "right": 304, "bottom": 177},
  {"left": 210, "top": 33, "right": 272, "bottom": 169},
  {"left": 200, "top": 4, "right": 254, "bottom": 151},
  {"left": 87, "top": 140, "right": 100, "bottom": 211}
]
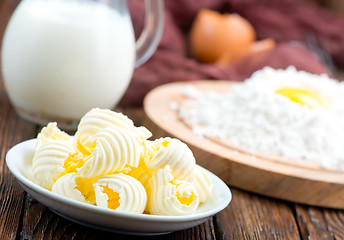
[{"left": 2, "top": 0, "right": 135, "bottom": 120}]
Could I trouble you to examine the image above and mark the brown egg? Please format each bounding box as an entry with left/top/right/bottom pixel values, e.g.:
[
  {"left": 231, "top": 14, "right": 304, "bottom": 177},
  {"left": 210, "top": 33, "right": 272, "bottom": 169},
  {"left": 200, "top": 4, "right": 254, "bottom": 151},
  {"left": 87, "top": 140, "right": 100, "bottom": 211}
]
[{"left": 190, "top": 9, "right": 257, "bottom": 64}]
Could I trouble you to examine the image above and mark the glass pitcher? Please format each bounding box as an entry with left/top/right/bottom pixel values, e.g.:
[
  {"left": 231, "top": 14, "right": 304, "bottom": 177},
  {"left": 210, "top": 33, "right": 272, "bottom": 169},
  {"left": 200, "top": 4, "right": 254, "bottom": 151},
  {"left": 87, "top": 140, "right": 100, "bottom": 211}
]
[{"left": 1, "top": 0, "right": 163, "bottom": 130}]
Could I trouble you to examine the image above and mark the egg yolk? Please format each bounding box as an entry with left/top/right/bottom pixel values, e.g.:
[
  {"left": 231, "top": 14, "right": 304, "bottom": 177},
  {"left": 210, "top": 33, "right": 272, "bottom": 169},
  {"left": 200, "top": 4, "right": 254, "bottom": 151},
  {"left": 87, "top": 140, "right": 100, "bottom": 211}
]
[
  {"left": 275, "top": 88, "right": 323, "bottom": 108},
  {"left": 74, "top": 177, "right": 97, "bottom": 203},
  {"left": 63, "top": 153, "right": 87, "bottom": 173},
  {"left": 101, "top": 185, "right": 120, "bottom": 210}
]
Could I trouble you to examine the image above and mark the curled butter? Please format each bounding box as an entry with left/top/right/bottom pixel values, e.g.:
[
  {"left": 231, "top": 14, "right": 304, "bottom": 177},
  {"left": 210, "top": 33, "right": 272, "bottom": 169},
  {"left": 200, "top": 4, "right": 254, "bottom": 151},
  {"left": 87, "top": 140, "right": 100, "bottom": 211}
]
[
  {"left": 32, "top": 108, "right": 212, "bottom": 216},
  {"left": 194, "top": 165, "right": 213, "bottom": 203},
  {"left": 33, "top": 139, "right": 74, "bottom": 190},
  {"left": 36, "top": 122, "right": 70, "bottom": 151},
  {"left": 144, "top": 137, "right": 196, "bottom": 181},
  {"left": 52, "top": 173, "right": 96, "bottom": 204},
  {"left": 74, "top": 108, "right": 151, "bottom": 154},
  {"left": 94, "top": 173, "right": 147, "bottom": 214},
  {"left": 78, "top": 126, "right": 142, "bottom": 178},
  {"left": 147, "top": 166, "right": 199, "bottom": 216}
]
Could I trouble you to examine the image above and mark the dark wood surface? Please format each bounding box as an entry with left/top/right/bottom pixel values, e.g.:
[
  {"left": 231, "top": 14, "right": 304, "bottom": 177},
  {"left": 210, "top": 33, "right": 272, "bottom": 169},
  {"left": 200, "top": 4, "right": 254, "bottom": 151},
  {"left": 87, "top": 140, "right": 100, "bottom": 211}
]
[{"left": 1, "top": 0, "right": 344, "bottom": 239}]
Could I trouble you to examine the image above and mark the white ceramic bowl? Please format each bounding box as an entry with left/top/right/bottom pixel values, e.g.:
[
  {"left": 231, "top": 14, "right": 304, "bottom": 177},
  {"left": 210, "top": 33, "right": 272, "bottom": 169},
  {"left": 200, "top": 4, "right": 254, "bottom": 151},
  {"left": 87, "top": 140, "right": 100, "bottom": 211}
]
[{"left": 6, "top": 139, "right": 232, "bottom": 235}]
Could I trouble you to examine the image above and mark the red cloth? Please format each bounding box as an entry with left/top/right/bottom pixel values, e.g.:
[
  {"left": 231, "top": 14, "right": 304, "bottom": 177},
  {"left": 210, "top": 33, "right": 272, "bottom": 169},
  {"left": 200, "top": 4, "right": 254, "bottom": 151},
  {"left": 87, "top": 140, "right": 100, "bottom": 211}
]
[{"left": 120, "top": 0, "right": 340, "bottom": 107}]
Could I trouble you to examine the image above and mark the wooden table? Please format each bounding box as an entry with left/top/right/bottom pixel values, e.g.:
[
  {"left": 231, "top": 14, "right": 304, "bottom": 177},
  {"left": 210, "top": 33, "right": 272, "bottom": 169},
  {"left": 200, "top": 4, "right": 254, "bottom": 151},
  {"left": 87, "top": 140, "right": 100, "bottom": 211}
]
[
  {"left": 1, "top": 1, "right": 344, "bottom": 239},
  {"left": 2, "top": 81, "right": 344, "bottom": 240}
]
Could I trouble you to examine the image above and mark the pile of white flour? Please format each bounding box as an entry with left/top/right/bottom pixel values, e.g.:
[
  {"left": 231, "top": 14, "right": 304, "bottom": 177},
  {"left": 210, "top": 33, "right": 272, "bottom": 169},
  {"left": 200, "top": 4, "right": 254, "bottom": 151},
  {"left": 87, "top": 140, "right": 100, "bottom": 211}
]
[{"left": 178, "top": 66, "right": 344, "bottom": 169}]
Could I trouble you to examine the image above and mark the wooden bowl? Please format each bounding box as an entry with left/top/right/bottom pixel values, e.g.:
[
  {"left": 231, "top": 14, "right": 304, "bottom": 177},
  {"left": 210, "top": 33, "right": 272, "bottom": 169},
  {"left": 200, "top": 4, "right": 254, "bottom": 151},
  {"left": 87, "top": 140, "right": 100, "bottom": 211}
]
[{"left": 143, "top": 80, "right": 344, "bottom": 209}]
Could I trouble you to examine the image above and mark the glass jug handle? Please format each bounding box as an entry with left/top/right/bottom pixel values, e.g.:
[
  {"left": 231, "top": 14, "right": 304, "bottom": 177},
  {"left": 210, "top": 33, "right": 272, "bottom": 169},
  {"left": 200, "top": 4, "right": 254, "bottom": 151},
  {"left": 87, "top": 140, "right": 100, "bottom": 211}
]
[{"left": 135, "top": 0, "right": 164, "bottom": 68}]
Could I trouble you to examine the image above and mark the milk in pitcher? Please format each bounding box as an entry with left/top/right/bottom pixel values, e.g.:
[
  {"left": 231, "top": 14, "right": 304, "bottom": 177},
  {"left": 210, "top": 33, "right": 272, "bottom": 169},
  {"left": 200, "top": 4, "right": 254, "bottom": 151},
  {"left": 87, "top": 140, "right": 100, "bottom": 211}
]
[{"left": 2, "top": 0, "right": 135, "bottom": 122}]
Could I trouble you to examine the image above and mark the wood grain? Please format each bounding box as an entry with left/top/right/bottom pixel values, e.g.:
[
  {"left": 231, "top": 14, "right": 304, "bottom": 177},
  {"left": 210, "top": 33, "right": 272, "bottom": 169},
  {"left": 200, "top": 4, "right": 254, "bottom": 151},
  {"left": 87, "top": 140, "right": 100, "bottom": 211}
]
[
  {"left": 0, "top": 81, "right": 36, "bottom": 239},
  {"left": 216, "top": 188, "right": 300, "bottom": 239},
  {"left": 2, "top": 92, "right": 344, "bottom": 239},
  {"left": 295, "top": 205, "right": 334, "bottom": 239},
  {"left": 20, "top": 194, "right": 217, "bottom": 240},
  {"left": 143, "top": 80, "right": 344, "bottom": 209},
  {"left": 1, "top": 67, "right": 344, "bottom": 239},
  {"left": 323, "top": 209, "right": 344, "bottom": 239}
]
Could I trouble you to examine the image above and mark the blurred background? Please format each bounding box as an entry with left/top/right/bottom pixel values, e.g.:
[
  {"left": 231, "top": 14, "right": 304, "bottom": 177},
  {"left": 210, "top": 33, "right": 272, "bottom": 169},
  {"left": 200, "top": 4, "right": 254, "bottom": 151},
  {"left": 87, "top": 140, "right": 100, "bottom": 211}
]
[{"left": 1, "top": 0, "right": 344, "bottom": 107}]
